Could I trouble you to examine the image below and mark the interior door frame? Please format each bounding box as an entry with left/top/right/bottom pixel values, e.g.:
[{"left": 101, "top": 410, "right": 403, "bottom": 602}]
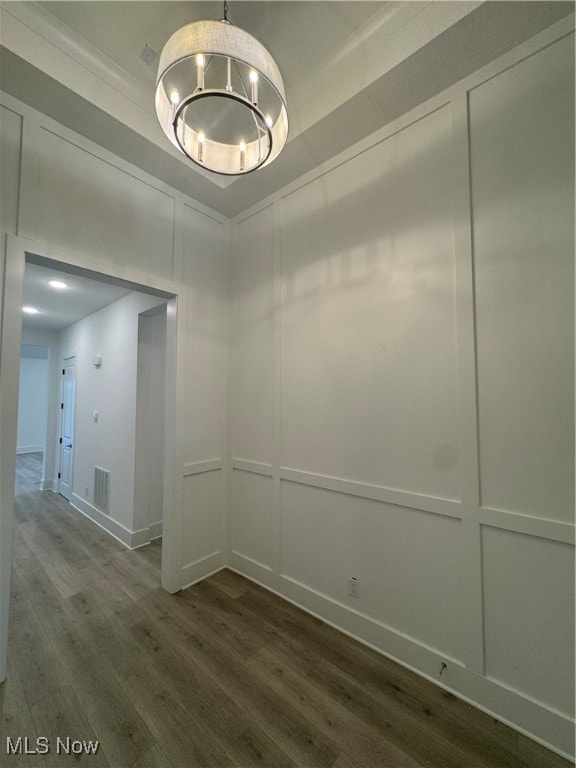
[{"left": 0, "top": 233, "right": 185, "bottom": 682}]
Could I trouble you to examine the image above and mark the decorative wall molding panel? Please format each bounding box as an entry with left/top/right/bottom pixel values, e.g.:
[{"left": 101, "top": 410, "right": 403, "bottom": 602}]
[{"left": 231, "top": 18, "right": 575, "bottom": 759}]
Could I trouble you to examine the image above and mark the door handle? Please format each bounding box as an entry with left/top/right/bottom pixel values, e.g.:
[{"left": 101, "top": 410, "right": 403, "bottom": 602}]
[{"left": 66, "top": 444, "right": 72, "bottom": 448}]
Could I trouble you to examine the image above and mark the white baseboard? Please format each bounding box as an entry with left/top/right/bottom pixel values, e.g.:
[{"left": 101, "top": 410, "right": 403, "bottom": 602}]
[
  {"left": 130, "top": 526, "right": 152, "bottom": 549},
  {"left": 228, "top": 552, "right": 575, "bottom": 761},
  {"left": 70, "top": 494, "right": 162, "bottom": 550},
  {"left": 40, "top": 479, "right": 54, "bottom": 491},
  {"left": 181, "top": 551, "right": 226, "bottom": 589},
  {"left": 149, "top": 520, "right": 163, "bottom": 540},
  {"left": 130, "top": 521, "right": 163, "bottom": 548},
  {"left": 71, "top": 494, "right": 134, "bottom": 548}
]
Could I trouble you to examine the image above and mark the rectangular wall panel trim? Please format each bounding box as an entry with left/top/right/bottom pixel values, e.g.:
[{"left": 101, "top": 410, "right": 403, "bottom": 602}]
[
  {"left": 479, "top": 508, "right": 575, "bottom": 545},
  {"left": 279, "top": 469, "right": 462, "bottom": 519},
  {"left": 232, "top": 459, "right": 463, "bottom": 518},
  {"left": 230, "top": 550, "right": 273, "bottom": 573},
  {"left": 183, "top": 460, "right": 223, "bottom": 477},
  {"left": 279, "top": 101, "right": 452, "bottom": 207},
  {"left": 232, "top": 458, "right": 274, "bottom": 477}
]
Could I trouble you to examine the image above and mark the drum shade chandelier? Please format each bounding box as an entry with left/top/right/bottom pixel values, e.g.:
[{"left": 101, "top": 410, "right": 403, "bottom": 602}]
[{"left": 155, "top": 1, "right": 288, "bottom": 176}]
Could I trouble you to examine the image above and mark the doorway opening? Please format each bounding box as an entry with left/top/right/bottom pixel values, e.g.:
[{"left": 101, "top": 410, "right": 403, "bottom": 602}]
[
  {"left": 18, "top": 254, "right": 172, "bottom": 553},
  {"left": 0, "top": 238, "right": 182, "bottom": 683}
]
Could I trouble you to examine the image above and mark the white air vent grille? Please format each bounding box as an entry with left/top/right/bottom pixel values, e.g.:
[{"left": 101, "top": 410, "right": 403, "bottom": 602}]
[{"left": 94, "top": 467, "right": 110, "bottom": 514}]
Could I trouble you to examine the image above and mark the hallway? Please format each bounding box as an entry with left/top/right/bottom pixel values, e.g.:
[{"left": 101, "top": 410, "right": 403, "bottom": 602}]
[{"left": 0, "top": 456, "right": 570, "bottom": 767}]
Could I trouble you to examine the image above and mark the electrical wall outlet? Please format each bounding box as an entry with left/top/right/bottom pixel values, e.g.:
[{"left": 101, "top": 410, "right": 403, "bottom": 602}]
[{"left": 349, "top": 576, "right": 360, "bottom": 598}]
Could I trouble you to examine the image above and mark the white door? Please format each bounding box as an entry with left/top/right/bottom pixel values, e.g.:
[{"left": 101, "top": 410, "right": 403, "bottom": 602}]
[{"left": 58, "top": 356, "right": 75, "bottom": 500}]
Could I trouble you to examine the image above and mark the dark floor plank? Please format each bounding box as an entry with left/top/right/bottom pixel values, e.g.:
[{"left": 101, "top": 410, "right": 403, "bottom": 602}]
[
  {"left": 180, "top": 580, "right": 267, "bottom": 659},
  {"left": 310, "top": 657, "right": 491, "bottom": 768},
  {"left": 332, "top": 751, "right": 364, "bottom": 768},
  {"left": 13, "top": 453, "right": 43, "bottom": 492},
  {"left": 0, "top": 656, "right": 46, "bottom": 768},
  {"left": 208, "top": 567, "right": 250, "bottom": 599},
  {"left": 29, "top": 688, "right": 110, "bottom": 768},
  {"left": 29, "top": 592, "right": 155, "bottom": 767},
  {"left": 133, "top": 540, "right": 162, "bottom": 570},
  {"left": 196, "top": 578, "right": 325, "bottom": 676},
  {"left": 224, "top": 725, "right": 300, "bottom": 768},
  {"left": 247, "top": 646, "right": 421, "bottom": 768},
  {"left": 128, "top": 744, "right": 174, "bottom": 768},
  {"left": 119, "top": 666, "right": 234, "bottom": 768},
  {"left": 17, "top": 520, "right": 81, "bottom": 600},
  {"left": 7, "top": 597, "right": 73, "bottom": 709},
  {"left": 161, "top": 621, "right": 341, "bottom": 767},
  {"left": 127, "top": 617, "right": 250, "bottom": 743}
]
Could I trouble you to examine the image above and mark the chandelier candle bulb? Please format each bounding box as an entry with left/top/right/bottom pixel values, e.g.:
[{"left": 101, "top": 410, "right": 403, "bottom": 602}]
[
  {"left": 196, "top": 53, "right": 205, "bottom": 89},
  {"left": 249, "top": 69, "right": 259, "bottom": 105},
  {"left": 226, "top": 57, "right": 232, "bottom": 91},
  {"left": 198, "top": 130, "right": 205, "bottom": 162},
  {"left": 239, "top": 139, "right": 246, "bottom": 170}
]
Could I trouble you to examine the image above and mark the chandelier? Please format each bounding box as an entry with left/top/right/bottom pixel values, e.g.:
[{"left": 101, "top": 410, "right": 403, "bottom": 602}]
[{"left": 155, "top": 2, "right": 288, "bottom": 176}]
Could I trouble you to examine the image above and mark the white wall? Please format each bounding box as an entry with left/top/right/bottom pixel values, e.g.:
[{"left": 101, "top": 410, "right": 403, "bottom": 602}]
[
  {"left": 134, "top": 306, "right": 167, "bottom": 537},
  {"left": 231, "top": 22, "right": 575, "bottom": 760},
  {"left": 17, "top": 348, "right": 49, "bottom": 454},
  {"left": 57, "top": 292, "right": 166, "bottom": 544},
  {"left": 20, "top": 328, "right": 59, "bottom": 488},
  {"left": 180, "top": 203, "right": 228, "bottom": 584}
]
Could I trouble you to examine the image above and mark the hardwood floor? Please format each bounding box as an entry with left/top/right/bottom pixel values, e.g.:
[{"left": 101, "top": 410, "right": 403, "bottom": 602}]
[
  {"left": 1, "top": 456, "right": 570, "bottom": 768},
  {"left": 12, "top": 453, "right": 43, "bottom": 491}
]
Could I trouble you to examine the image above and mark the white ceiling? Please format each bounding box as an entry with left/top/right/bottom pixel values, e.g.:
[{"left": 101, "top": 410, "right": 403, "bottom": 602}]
[
  {"left": 1, "top": 1, "right": 573, "bottom": 216},
  {"left": 22, "top": 262, "right": 133, "bottom": 332}
]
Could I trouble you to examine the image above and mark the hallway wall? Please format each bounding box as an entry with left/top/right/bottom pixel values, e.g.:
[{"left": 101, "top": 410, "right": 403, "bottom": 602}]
[
  {"left": 134, "top": 305, "right": 167, "bottom": 539},
  {"left": 16, "top": 346, "right": 49, "bottom": 454},
  {"left": 20, "top": 328, "right": 60, "bottom": 489},
  {"left": 57, "top": 292, "right": 166, "bottom": 546}
]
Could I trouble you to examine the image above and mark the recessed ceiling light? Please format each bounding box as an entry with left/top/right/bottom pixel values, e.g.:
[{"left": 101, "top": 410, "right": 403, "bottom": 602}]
[
  {"left": 48, "top": 279, "right": 68, "bottom": 290},
  {"left": 22, "top": 306, "right": 39, "bottom": 315}
]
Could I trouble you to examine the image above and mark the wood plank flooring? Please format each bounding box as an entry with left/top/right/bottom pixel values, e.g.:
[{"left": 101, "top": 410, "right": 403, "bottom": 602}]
[{"left": 0, "top": 455, "right": 571, "bottom": 767}]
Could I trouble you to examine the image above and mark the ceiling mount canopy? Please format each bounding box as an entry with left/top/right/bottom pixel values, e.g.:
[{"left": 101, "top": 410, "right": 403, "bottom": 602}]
[{"left": 155, "top": 1, "right": 288, "bottom": 176}]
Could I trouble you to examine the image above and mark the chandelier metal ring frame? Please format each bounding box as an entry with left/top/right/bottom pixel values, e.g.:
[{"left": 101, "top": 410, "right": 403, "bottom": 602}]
[{"left": 155, "top": 17, "right": 288, "bottom": 176}]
